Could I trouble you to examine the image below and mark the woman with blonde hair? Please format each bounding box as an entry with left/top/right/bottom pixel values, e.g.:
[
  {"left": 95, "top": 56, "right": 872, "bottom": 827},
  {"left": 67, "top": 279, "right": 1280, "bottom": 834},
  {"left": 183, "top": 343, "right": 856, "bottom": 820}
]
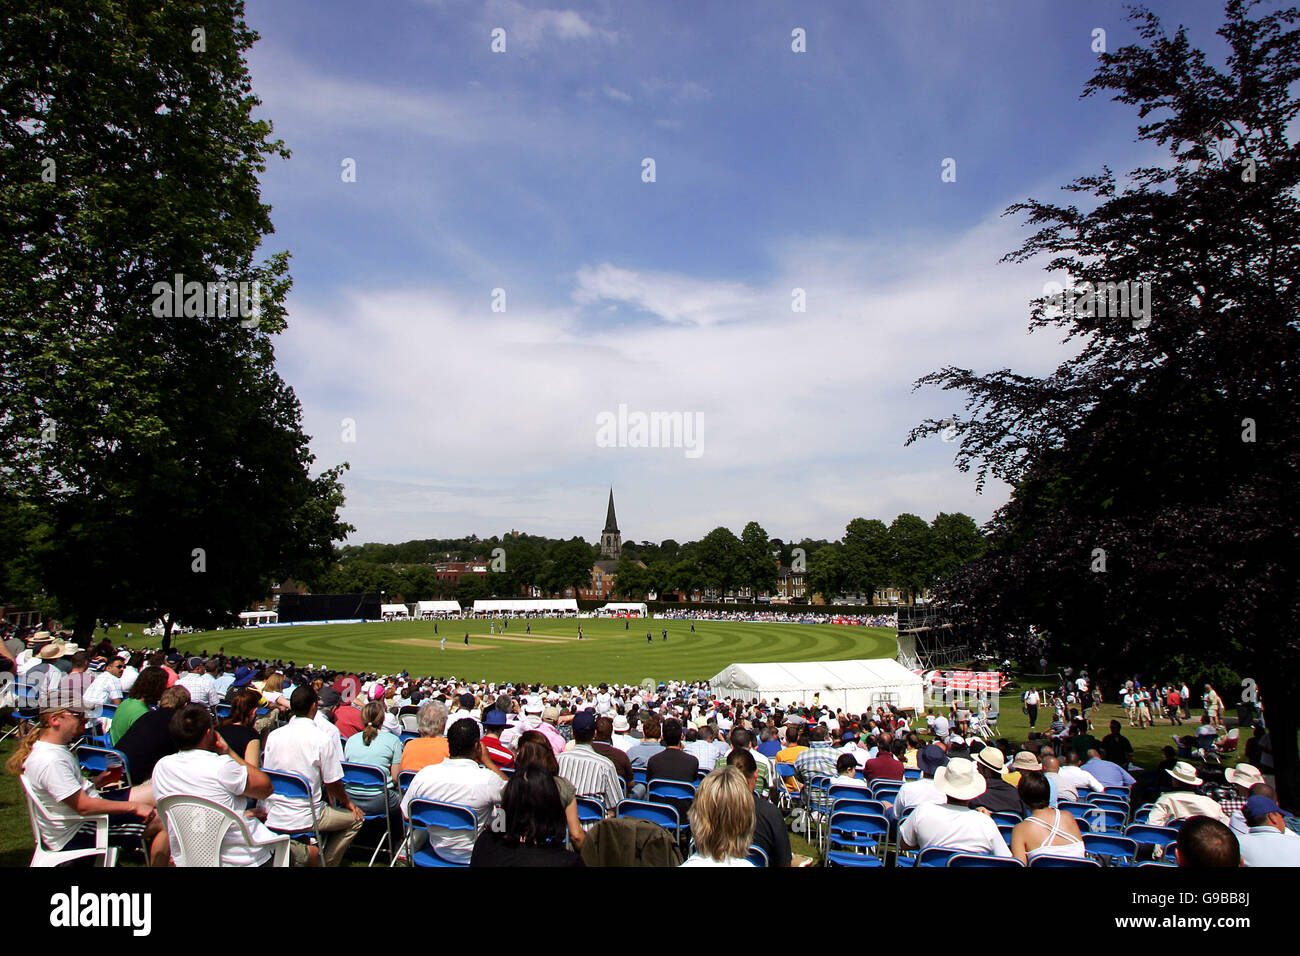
[{"left": 680, "top": 766, "right": 756, "bottom": 867}]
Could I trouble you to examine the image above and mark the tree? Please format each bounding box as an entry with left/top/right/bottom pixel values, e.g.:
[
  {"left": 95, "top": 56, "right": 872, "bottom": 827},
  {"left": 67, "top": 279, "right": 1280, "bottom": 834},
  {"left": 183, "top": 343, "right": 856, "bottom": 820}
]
[
  {"left": 613, "top": 554, "right": 647, "bottom": 599},
  {"left": 907, "top": 1, "right": 1300, "bottom": 805},
  {"left": 696, "top": 527, "right": 743, "bottom": 595},
  {"left": 888, "top": 515, "right": 935, "bottom": 604},
  {"left": 1, "top": 1, "right": 350, "bottom": 644},
  {"left": 548, "top": 539, "right": 594, "bottom": 596},
  {"left": 740, "top": 521, "right": 779, "bottom": 598},
  {"left": 805, "top": 545, "right": 844, "bottom": 603},
  {"left": 930, "top": 512, "right": 986, "bottom": 586},
  {"left": 841, "top": 518, "right": 891, "bottom": 600}
]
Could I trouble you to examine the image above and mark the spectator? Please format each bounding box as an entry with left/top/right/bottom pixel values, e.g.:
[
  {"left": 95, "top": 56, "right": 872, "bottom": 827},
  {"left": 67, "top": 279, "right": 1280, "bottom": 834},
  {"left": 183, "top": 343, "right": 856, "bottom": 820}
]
[
  {"left": 969, "top": 747, "right": 1024, "bottom": 815},
  {"left": 400, "top": 701, "right": 449, "bottom": 774},
  {"left": 1010, "top": 772, "right": 1085, "bottom": 864},
  {"left": 679, "top": 767, "right": 756, "bottom": 867},
  {"left": 514, "top": 731, "right": 584, "bottom": 849},
  {"left": 151, "top": 703, "right": 315, "bottom": 866},
  {"left": 793, "top": 724, "right": 838, "bottom": 793},
  {"left": 329, "top": 684, "right": 365, "bottom": 740},
  {"left": 556, "top": 710, "right": 623, "bottom": 810},
  {"left": 110, "top": 666, "right": 168, "bottom": 746},
  {"left": 898, "top": 757, "right": 1013, "bottom": 858},
  {"left": 263, "top": 686, "right": 364, "bottom": 867},
  {"left": 892, "top": 744, "right": 948, "bottom": 820},
  {"left": 1081, "top": 747, "right": 1136, "bottom": 790},
  {"left": 831, "top": 752, "right": 871, "bottom": 790},
  {"left": 1238, "top": 796, "right": 1300, "bottom": 867},
  {"left": 176, "top": 657, "right": 218, "bottom": 709},
  {"left": 726, "top": 748, "right": 791, "bottom": 866},
  {"left": 116, "top": 685, "right": 191, "bottom": 783},
  {"left": 342, "top": 701, "right": 405, "bottom": 824},
  {"left": 646, "top": 718, "right": 700, "bottom": 823},
  {"left": 480, "top": 710, "right": 515, "bottom": 767},
  {"left": 1100, "top": 720, "right": 1133, "bottom": 768},
  {"left": 469, "top": 764, "right": 584, "bottom": 868},
  {"left": 1176, "top": 816, "right": 1240, "bottom": 867},
  {"left": 591, "top": 716, "right": 633, "bottom": 793},
  {"left": 1147, "top": 763, "right": 1229, "bottom": 827},
  {"left": 1202, "top": 684, "right": 1224, "bottom": 729},
  {"left": 864, "top": 734, "right": 905, "bottom": 782},
  {"left": 684, "top": 723, "right": 725, "bottom": 768},
  {"left": 1018, "top": 752, "right": 1058, "bottom": 807},
  {"left": 402, "top": 718, "right": 507, "bottom": 865},
  {"left": 713, "top": 727, "right": 772, "bottom": 793},
  {"left": 216, "top": 688, "right": 264, "bottom": 764},
  {"left": 9, "top": 704, "right": 169, "bottom": 865},
  {"left": 626, "top": 715, "right": 666, "bottom": 785}
]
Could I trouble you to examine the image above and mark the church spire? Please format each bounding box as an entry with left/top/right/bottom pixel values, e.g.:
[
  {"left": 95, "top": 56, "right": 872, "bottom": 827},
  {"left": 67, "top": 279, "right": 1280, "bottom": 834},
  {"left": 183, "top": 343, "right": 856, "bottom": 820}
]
[
  {"left": 601, "top": 488, "right": 622, "bottom": 559},
  {"left": 603, "top": 487, "right": 619, "bottom": 534}
]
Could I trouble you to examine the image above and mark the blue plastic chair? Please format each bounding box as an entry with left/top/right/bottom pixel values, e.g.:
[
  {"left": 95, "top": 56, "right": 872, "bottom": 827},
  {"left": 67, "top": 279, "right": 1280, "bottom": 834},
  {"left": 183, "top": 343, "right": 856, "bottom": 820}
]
[
  {"left": 1085, "top": 806, "right": 1127, "bottom": 833},
  {"left": 340, "top": 762, "right": 397, "bottom": 866},
  {"left": 1083, "top": 832, "right": 1138, "bottom": 865},
  {"left": 1059, "top": 800, "right": 1094, "bottom": 818},
  {"left": 828, "top": 784, "right": 878, "bottom": 806},
  {"left": 991, "top": 810, "right": 1024, "bottom": 828},
  {"left": 903, "top": 768, "right": 922, "bottom": 781},
  {"left": 1132, "top": 804, "right": 1156, "bottom": 825},
  {"left": 404, "top": 799, "right": 476, "bottom": 867},
  {"left": 214, "top": 704, "right": 232, "bottom": 720},
  {"left": 576, "top": 796, "right": 606, "bottom": 829},
  {"left": 1029, "top": 854, "right": 1100, "bottom": 867},
  {"left": 398, "top": 770, "right": 417, "bottom": 792},
  {"left": 76, "top": 744, "right": 133, "bottom": 789},
  {"left": 871, "top": 780, "right": 903, "bottom": 800},
  {"left": 825, "top": 811, "right": 890, "bottom": 867},
  {"left": 1124, "top": 823, "right": 1179, "bottom": 850},
  {"left": 998, "top": 823, "right": 1016, "bottom": 847},
  {"left": 832, "top": 797, "right": 887, "bottom": 818},
  {"left": 632, "top": 768, "right": 648, "bottom": 787},
  {"left": 1103, "top": 786, "right": 1131, "bottom": 798},
  {"left": 915, "top": 845, "right": 963, "bottom": 867},
  {"left": 263, "top": 769, "right": 324, "bottom": 846},
  {"left": 774, "top": 763, "right": 798, "bottom": 809},
  {"left": 948, "top": 853, "right": 1023, "bottom": 867},
  {"left": 1088, "top": 793, "right": 1131, "bottom": 812},
  {"left": 617, "top": 799, "right": 682, "bottom": 839},
  {"left": 746, "top": 844, "right": 769, "bottom": 867},
  {"left": 647, "top": 778, "right": 697, "bottom": 804}
]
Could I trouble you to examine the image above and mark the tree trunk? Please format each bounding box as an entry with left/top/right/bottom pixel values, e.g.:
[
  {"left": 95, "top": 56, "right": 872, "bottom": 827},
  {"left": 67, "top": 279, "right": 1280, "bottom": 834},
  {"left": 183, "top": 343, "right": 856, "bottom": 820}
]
[
  {"left": 71, "top": 607, "right": 98, "bottom": 647},
  {"left": 161, "top": 614, "right": 174, "bottom": 653}
]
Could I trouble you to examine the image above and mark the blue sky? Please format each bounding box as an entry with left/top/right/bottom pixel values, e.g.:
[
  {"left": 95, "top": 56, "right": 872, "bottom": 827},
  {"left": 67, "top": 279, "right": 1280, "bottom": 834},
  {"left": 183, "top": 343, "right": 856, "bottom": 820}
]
[{"left": 243, "top": 0, "right": 1232, "bottom": 546}]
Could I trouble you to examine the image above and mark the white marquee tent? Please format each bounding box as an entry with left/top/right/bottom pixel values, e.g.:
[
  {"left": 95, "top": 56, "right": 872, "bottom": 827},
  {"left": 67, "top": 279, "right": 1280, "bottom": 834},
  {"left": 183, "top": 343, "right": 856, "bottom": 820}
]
[
  {"left": 472, "top": 598, "right": 579, "bottom": 614},
  {"left": 708, "top": 658, "right": 924, "bottom": 713},
  {"left": 414, "top": 600, "right": 461, "bottom": 617},
  {"left": 380, "top": 603, "right": 411, "bottom": 620}
]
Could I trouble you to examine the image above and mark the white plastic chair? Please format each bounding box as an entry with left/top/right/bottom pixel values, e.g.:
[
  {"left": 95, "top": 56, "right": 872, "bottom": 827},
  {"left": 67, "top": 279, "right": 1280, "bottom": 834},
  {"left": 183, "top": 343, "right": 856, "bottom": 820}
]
[
  {"left": 19, "top": 776, "right": 118, "bottom": 867},
  {"left": 157, "top": 794, "right": 291, "bottom": 867},
  {"left": 401, "top": 714, "right": 420, "bottom": 734}
]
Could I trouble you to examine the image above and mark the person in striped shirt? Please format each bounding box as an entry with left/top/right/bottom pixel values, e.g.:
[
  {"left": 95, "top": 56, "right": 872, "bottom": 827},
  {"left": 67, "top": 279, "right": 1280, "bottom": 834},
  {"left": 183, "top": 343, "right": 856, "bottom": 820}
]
[{"left": 556, "top": 710, "right": 622, "bottom": 811}]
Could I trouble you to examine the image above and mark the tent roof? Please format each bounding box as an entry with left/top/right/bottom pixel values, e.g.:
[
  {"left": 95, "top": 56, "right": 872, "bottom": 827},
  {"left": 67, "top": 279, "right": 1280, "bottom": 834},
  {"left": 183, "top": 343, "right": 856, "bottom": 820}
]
[
  {"left": 473, "top": 599, "right": 578, "bottom": 611},
  {"left": 414, "top": 600, "right": 461, "bottom": 611},
  {"left": 709, "top": 658, "right": 921, "bottom": 693}
]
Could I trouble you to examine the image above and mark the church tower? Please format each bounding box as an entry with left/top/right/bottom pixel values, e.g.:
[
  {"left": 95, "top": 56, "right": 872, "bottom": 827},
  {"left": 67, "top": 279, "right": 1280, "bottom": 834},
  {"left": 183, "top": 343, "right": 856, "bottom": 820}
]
[{"left": 600, "top": 488, "right": 622, "bottom": 560}]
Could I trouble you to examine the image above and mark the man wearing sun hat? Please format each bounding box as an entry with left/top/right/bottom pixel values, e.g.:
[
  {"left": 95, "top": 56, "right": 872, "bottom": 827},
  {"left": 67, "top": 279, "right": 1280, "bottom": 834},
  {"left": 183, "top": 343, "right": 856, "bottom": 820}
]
[
  {"left": 898, "top": 757, "right": 1013, "bottom": 857},
  {"left": 1215, "top": 763, "right": 1266, "bottom": 835},
  {"left": 1147, "top": 762, "right": 1229, "bottom": 827},
  {"left": 969, "top": 745, "right": 1024, "bottom": 815}
]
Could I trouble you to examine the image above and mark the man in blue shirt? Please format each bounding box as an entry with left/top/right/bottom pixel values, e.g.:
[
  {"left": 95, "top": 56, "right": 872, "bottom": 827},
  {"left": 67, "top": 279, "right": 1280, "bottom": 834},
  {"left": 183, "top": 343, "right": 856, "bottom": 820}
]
[
  {"left": 1081, "top": 748, "right": 1136, "bottom": 789},
  {"left": 1238, "top": 796, "right": 1300, "bottom": 867},
  {"left": 757, "top": 728, "right": 782, "bottom": 760}
]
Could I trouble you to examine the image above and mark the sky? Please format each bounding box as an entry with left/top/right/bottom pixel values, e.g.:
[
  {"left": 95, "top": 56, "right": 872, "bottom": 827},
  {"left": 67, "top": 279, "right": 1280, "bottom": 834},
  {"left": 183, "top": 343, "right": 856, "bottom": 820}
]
[{"left": 242, "top": 0, "right": 1233, "bottom": 547}]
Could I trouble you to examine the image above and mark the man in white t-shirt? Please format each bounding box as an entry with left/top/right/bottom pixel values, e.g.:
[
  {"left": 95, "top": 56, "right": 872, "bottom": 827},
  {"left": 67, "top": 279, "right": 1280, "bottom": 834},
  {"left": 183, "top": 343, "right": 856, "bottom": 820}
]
[
  {"left": 1052, "top": 750, "right": 1105, "bottom": 801},
  {"left": 898, "top": 757, "right": 1012, "bottom": 858},
  {"left": 263, "top": 687, "right": 364, "bottom": 866},
  {"left": 152, "top": 703, "right": 316, "bottom": 866},
  {"left": 403, "top": 717, "right": 506, "bottom": 863},
  {"left": 19, "top": 704, "right": 169, "bottom": 864},
  {"left": 83, "top": 656, "right": 127, "bottom": 710}
]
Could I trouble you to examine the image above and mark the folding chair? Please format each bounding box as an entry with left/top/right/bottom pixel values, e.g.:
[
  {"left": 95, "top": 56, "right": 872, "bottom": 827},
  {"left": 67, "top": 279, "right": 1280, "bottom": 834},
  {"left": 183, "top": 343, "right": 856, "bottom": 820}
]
[
  {"left": 398, "top": 770, "right": 417, "bottom": 792},
  {"left": 214, "top": 704, "right": 232, "bottom": 721},
  {"left": 1132, "top": 804, "right": 1156, "bottom": 825},
  {"left": 76, "top": 744, "right": 133, "bottom": 789},
  {"left": 870, "top": 780, "right": 902, "bottom": 802},
  {"left": 340, "top": 762, "right": 397, "bottom": 866},
  {"left": 947, "top": 853, "right": 1023, "bottom": 867},
  {"left": 647, "top": 778, "right": 697, "bottom": 803},
  {"left": 403, "top": 799, "right": 476, "bottom": 867},
  {"left": 1058, "top": 800, "right": 1094, "bottom": 818},
  {"left": 998, "top": 823, "right": 1016, "bottom": 847},
  {"left": 1103, "top": 786, "right": 1131, "bottom": 798},
  {"left": 576, "top": 796, "right": 606, "bottom": 830},
  {"left": 903, "top": 768, "right": 921, "bottom": 781},
  {"left": 1124, "top": 824, "right": 1179, "bottom": 851},
  {"left": 991, "top": 810, "right": 1024, "bottom": 828},
  {"left": 825, "top": 811, "right": 889, "bottom": 867},
  {"left": 157, "top": 794, "right": 291, "bottom": 867},
  {"left": 263, "top": 769, "right": 325, "bottom": 850},
  {"left": 774, "top": 763, "right": 798, "bottom": 810},
  {"left": 831, "top": 797, "right": 887, "bottom": 818},
  {"left": 617, "top": 799, "right": 683, "bottom": 842},
  {"left": 746, "top": 844, "right": 769, "bottom": 867},
  {"left": 400, "top": 714, "right": 419, "bottom": 734},
  {"left": 1029, "top": 854, "right": 1100, "bottom": 867},
  {"left": 0, "top": 680, "right": 42, "bottom": 743},
  {"left": 1082, "top": 833, "right": 1137, "bottom": 865},
  {"left": 915, "top": 845, "right": 963, "bottom": 867},
  {"left": 1084, "top": 806, "right": 1127, "bottom": 833},
  {"left": 19, "top": 777, "right": 118, "bottom": 867}
]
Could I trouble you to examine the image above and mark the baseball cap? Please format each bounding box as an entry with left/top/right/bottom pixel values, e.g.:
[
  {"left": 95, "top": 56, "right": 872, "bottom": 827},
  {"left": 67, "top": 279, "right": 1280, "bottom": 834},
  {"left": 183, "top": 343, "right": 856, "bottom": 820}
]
[
  {"left": 572, "top": 710, "right": 597, "bottom": 733},
  {"left": 1244, "top": 795, "right": 1282, "bottom": 820},
  {"left": 318, "top": 687, "right": 342, "bottom": 707},
  {"left": 459, "top": 692, "right": 475, "bottom": 709}
]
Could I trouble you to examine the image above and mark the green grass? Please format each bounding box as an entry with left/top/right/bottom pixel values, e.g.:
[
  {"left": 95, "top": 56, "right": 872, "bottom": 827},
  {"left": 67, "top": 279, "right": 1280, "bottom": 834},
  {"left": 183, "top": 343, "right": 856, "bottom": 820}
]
[{"left": 110, "top": 618, "right": 898, "bottom": 686}]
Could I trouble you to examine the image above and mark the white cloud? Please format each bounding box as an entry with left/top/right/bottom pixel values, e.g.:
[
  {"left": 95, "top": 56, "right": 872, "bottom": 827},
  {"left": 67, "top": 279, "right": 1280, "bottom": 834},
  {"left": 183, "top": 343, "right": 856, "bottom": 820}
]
[
  {"left": 604, "top": 85, "right": 632, "bottom": 103},
  {"left": 282, "top": 209, "right": 1079, "bottom": 544}
]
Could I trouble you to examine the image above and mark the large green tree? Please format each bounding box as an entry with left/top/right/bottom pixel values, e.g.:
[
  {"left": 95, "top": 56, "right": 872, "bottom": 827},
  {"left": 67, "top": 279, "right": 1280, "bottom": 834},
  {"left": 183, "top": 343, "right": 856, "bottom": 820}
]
[
  {"left": 0, "top": 1, "right": 350, "bottom": 644},
  {"left": 739, "top": 521, "right": 779, "bottom": 598},
  {"left": 909, "top": 1, "right": 1300, "bottom": 804},
  {"left": 841, "top": 518, "right": 891, "bottom": 599}
]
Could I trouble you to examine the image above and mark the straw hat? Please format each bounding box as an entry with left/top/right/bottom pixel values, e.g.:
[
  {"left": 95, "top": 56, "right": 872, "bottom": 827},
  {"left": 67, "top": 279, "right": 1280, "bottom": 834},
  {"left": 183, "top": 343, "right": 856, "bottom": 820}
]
[
  {"left": 975, "top": 747, "right": 1006, "bottom": 773},
  {"left": 934, "top": 757, "right": 987, "bottom": 801},
  {"left": 1167, "top": 761, "right": 1203, "bottom": 787},
  {"left": 1012, "top": 751, "right": 1043, "bottom": 772}
]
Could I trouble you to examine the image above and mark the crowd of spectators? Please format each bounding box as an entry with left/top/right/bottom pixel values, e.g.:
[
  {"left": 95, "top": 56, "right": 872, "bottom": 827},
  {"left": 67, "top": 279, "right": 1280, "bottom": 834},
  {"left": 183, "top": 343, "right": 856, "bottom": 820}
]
[{"left": 2, "top": 621, "right": 1294, "bottom": 868}]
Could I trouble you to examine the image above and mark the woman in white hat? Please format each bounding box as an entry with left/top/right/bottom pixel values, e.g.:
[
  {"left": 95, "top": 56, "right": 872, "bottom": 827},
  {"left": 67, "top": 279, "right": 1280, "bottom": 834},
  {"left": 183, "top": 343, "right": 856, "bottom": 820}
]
[{"left": 1148, "top": 761, "right": 1229, "bottom": 827}]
